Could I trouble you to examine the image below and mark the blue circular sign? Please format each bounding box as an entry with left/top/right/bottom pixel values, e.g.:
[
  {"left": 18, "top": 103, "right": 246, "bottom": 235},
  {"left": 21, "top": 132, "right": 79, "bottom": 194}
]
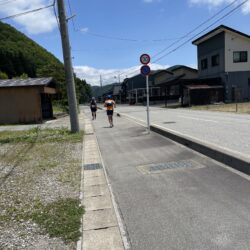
[{"left": 140, "top": 65, "right": 151, "bottom": 76}]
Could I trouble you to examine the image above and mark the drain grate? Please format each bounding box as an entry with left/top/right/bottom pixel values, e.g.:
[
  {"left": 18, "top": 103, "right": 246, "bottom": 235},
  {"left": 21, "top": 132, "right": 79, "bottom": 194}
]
[
  {"left": 84, "top": 163, "right": 102, "bottom": 170},
  {"left": 149, "top": 160, "right": 193, "bottom": 172},
  {"left": 137, "top": 160, "right": 204, "bottom": 174}
]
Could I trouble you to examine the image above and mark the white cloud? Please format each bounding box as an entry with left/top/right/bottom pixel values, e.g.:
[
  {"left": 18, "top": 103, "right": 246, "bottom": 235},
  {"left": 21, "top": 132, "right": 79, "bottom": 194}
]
[
  {"left": 143, "top": 0, "right": 162, "bottom": 3},
  {"left": 74, "top": 64, "right": 169, "bottom": 86},
  {"left": 189, "top": 0, "right": 250, "bottom": 14},
  {"left": 79, "top": 27, "right": 89, "bottom": 33},
  {"left": 0, "top": 0, "right": 57, "bottom": 34}
]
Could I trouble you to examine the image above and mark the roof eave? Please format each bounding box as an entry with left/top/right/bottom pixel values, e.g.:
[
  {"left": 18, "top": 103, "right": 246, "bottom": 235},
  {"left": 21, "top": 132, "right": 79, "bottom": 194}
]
[{"left": 192, "top": 25, "right": 250, "bottom": 46}]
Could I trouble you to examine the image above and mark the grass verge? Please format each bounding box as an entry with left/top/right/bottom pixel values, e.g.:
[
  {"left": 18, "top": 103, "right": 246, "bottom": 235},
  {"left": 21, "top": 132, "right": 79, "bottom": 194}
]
[
  {"left": 0, "top": 128, "right": 84, "bottom": 246},
  {"left": 190, "top": 102, "right": 250, "bottom": 114},
  {"left": 0, "top": 127, "right": 83, "bottom": 144},
  {"left": 31, "top": 198, "right": 84, "bottom": 242}
]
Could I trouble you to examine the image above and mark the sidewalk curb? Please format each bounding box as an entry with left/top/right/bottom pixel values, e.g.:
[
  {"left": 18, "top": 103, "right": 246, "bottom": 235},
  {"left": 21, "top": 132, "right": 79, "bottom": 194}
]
[
  {"left": 117, "top": 112, "right": 250, "bottom": 176},
  {"left": 95, "top": 130, "right": 131, "bottom": 250},
  {"left": 78, "top": 112, "right": 127, "bottom": 250}
]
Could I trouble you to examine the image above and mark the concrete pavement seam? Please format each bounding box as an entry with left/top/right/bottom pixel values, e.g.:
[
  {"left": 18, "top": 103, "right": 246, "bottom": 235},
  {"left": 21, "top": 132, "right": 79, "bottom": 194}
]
[
  {"left": 94, "top": 128, "right": 131, "bottom": 250},
  {"left": 81, "top": 113, "right": 126, "bottom": 250},
  {"left": 77, "top": 130, "right": 85, "bottom": 250}
]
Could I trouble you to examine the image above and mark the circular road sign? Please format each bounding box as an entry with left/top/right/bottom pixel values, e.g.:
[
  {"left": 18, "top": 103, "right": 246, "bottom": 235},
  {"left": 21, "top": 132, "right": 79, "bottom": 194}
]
[
  {"left": 140, "top": 65, "right": 151, "bottom": 76},
  {"left": 140, "top": 54, "right": 151, "bottom": 65}
]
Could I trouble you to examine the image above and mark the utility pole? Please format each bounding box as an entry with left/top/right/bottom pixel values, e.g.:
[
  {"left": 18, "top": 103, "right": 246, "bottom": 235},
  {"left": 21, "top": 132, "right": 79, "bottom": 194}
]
[
  {"left": 100, "top": 75, "right": 103, "bottom": 88},
  {"left": 100, "top": 75, "right": 103, "bottom": 102},
  {"left": 57, "top": 0, "right": 79, "bottom": 133}
]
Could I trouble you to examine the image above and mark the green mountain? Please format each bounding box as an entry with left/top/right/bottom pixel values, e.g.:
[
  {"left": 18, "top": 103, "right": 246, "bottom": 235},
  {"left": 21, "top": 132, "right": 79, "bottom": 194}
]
[
  {"left": 91, "top": 83, "right": 115, "bottom": 98},
  {"left": 0, "top": 21, "right": 91, "bottom": 104},
  {"left": 0, "top": 21, "right": 63, "bottom": 79}
]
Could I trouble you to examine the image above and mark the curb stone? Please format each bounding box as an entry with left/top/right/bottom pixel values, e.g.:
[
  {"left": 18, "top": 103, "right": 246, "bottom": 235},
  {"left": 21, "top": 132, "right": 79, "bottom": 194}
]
[
  {"left": 78, "top": 112, "right": 125, "bottom": 250},
  {"left": 116, "top": 112, "right": 250, "bottom": 176}
]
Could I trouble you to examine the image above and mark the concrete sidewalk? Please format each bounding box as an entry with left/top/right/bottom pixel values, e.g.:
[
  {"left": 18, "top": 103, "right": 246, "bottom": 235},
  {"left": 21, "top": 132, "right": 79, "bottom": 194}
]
[
  {"left": 115, "top": 108, "right": 250, "bottom": 175},
  {"left": 86, "top": 107, "right": 250, "bottom": 250},
  {"left": 78, "top": 114, "right": 125, "bottom": 250}
]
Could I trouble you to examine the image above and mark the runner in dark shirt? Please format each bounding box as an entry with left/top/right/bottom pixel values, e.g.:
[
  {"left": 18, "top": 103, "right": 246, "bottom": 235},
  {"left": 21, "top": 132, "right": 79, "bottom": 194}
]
[{"left": 90, "top": 97, "right": 97, "bottom": 120}]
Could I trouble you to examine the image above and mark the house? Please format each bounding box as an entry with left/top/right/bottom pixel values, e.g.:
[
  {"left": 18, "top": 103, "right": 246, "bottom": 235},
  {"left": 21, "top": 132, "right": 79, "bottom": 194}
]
[
  {"left": 192, "top": 25, "right": 250, "bottom": 102},
  {"left": 0, "top": 77, "right": 56, "bottom": 124},
  {"left": 153, "top": 65, "right": 204, "bottom": 105},
  {"left": 121, "top": 70, "right": 162, "bottom": 104}
]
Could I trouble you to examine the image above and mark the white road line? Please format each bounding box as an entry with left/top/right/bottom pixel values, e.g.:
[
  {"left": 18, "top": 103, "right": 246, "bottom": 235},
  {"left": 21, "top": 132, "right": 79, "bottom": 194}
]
[{"left": 178, "top": 115, "right": 218, "bottom": 123}]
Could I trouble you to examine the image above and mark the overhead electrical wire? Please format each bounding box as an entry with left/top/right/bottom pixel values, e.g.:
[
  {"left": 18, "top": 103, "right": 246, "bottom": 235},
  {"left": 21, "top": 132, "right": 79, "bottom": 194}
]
[
  {"left": 80, "top": 31, "right": 183, "bottom": 43},
  {"left": 67, "top": 0, "right": 77, "bottom": 31},
  {"left": 66, "top": 0, "right": 184, "bottom": 43},
  {"left": 0, "top": 0, "right": 17, "bottom": 6},
  {"left": 118, "top": 0, "right": 249, "bottom": 79},
  {"left": 52, "top": 0, "right": 61, "bottom": 32},
  {"left": 152, "top": 0, "right": 239, "bottom": 59},
  {"left": 0, "top": 1, "right": 55, "bottom": 21},
  {"left": 153, "top": 0, "right": 249, "bottom": 63}
]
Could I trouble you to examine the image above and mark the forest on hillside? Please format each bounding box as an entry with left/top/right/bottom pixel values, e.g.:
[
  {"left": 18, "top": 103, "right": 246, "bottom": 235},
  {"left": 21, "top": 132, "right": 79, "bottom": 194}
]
[{"left": 0, "top": 21, "right": 91, "bottom": 107}]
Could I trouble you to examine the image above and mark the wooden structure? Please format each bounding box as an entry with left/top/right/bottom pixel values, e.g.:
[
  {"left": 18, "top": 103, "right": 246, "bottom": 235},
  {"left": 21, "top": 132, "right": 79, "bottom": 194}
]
[{"left": 0, "top": 77, "right": 56, "bottom": 124}]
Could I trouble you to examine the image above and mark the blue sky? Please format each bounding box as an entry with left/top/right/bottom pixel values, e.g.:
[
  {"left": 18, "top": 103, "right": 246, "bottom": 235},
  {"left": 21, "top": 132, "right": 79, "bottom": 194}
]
[{"left": 1, "top": 0, "right": 250, "bottom": 85}]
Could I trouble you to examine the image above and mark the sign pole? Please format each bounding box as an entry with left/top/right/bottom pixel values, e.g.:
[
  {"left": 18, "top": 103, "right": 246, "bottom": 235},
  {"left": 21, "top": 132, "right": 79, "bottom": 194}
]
[
  {"left": 140, "top": 53, "right": 151, "bottom": 134},
  {"left": 146, "top": 75, "right": 150, "bottom": 133}
]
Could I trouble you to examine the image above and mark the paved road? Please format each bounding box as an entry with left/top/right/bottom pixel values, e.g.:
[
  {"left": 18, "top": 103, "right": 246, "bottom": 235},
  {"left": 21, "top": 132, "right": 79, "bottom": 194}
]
[
  {"left": 115, "top": 105, "right": 250, "bottom": 159},
  {"left": 86, "top": 107, "right": 250, "bottom": 250}
]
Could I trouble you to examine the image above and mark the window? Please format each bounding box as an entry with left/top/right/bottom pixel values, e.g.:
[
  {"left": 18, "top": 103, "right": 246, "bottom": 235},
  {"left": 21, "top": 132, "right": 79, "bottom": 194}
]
[
  {"left": 211, "top": 54, "right": 219, "bottom": 66},
  {"left": 201, "top": 58, "right": 208, "bottom": 70},
  {"left": 233, "top": 51, "right": 248, "bottom": 63}
]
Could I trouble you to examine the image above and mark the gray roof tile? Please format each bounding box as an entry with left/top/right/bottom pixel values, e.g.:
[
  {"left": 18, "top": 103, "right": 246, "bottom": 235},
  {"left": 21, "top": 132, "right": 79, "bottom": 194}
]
[{"left": 0, "top": 77, "right": 53, "bottom": 88}]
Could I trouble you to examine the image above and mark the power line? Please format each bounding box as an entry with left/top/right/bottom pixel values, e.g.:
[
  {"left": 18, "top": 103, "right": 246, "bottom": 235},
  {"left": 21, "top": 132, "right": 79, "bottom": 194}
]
[
  {"left": 53, "top": 0, "right": 61, "bottom": 32},
  {"left": 67, "top": 0, "right": 77, "bottom": 31},
  {"left": 118, "top": 0, "right": 249, "bottom": 79},
  {"left": 67, "top": 1, "right": 183, "bottom": 43},
  {"left": 152, "top": 0, "right": 239, "bottom": 59},
  {"left": 0, "top": 0, "right": 17, "bottom": 6},
  {"left": 80, "top": 30, "right": 183, "bottom": 43},
  {"left": 0, "top": 2, "right": 54, "bottom": 21},
  {"left": 153, "top": 0, "right": 249, "bottom": 63}
]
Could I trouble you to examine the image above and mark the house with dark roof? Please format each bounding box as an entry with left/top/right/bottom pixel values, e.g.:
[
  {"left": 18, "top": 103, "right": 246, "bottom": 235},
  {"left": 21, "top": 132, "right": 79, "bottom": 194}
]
[
  {"left": 153, "top": 65, "right": 201, "bottom": 105},
  {"left": 0, "top": 77, "right": 56, "bottom": 124},
  {"left": 121, "top": 70, "right": 163, "bottom": 104},
  {"left": 192, "top": 25, "right": 250, "bottom": 102}
]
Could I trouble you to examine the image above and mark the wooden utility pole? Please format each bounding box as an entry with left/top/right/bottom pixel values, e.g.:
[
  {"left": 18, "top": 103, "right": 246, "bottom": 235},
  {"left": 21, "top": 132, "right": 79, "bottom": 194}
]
[{"left": 57, "top": 0, "right": 79, "bottom": 133}]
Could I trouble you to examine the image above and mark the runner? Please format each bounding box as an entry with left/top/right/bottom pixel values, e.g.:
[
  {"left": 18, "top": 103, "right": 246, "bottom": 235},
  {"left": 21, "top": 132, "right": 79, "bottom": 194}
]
[
  {"left": 104, "top": 95, "right": 116, "bottom": 127},
  {"left": 90, "top": 97, "right": 97, "bottom": 120}
]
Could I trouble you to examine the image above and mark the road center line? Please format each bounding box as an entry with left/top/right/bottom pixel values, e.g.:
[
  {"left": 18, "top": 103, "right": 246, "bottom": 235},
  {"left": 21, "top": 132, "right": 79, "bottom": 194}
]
[{"left": 178, "top": 115, "right": 218, "bottom": 123}]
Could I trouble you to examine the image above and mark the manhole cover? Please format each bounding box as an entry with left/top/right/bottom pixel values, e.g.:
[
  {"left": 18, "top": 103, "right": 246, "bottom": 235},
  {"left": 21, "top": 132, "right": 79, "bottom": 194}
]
[
  {"left": 149, "top": 160, "right": 193, "bottom": 172},
  {"left": 137, "top": 160, "right": 204, "bottom": 174},
  {"left": 84, "top": 163, "right": 102, "bottom": 170}
]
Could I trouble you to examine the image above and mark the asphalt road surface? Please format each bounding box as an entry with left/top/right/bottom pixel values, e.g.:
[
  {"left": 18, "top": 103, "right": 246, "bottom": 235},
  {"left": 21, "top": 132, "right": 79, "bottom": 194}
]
[
  {"left": 86, "top": 107, "right": 250, "bottom": 250},
  {"left": 115, "top": 105, "right": 250, "bottom": 159}
]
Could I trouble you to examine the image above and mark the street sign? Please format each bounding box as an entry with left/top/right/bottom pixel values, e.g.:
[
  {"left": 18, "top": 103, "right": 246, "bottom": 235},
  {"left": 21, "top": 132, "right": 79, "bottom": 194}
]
[
  {"left": 139, "top": 53, "right": 151, "bottom": 134},
  {"left": 140, "top": 65, "right": 151, "bottom": 76},
  {"left": 140, "top": 54, "right": 151, "bottom": 65}
]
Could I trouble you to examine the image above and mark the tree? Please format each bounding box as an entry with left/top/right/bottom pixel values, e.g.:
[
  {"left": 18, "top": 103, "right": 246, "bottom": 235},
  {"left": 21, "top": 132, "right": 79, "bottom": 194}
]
[
  {"left": 0, "top": 71, "right": 8, "bottom": 79},
  {"left": 14, "top": 73, "right": 28, "bottom": 79},
  {"left": 75, "top": 77, "right": 92, "bottom": 103}
]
